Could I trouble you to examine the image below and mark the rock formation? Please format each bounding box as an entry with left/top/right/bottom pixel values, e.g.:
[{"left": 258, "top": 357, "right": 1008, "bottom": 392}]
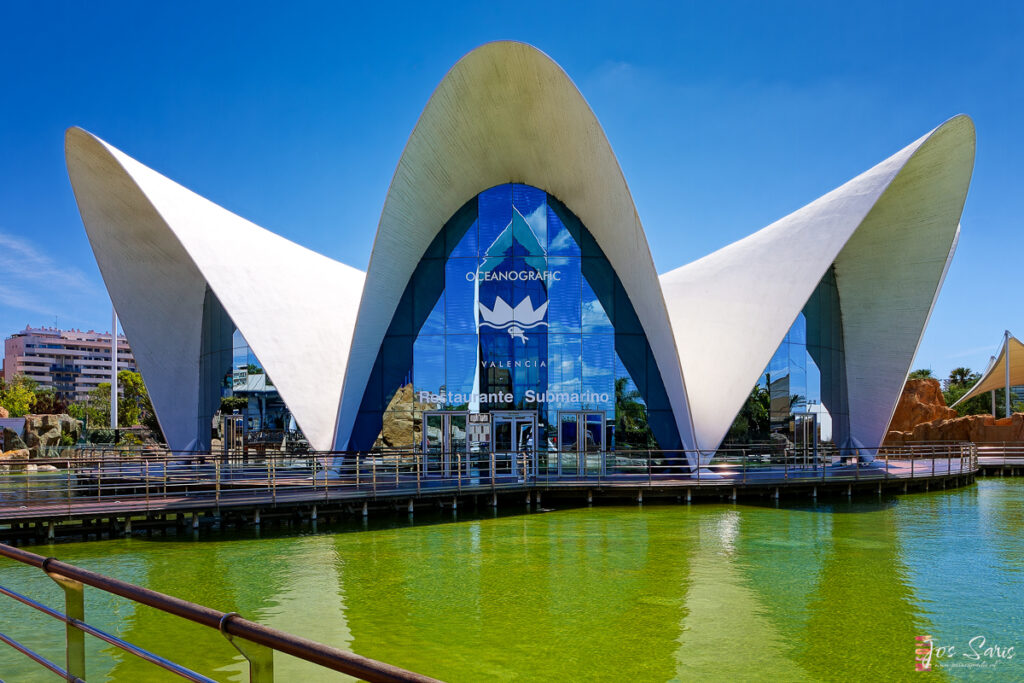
[
  {"left": 375, "top": 384, "right": 436, "bottom": 449},
  {"left": 887, "top": 379, "right": 957, "bottom": 433},
  {"left": 0, "top": 405, "right": 9, "bottom": 418},
  {"left": 21, "top": 414, "right": 83, "bottom": 458},
  {"left": 3, "top": 427, "right": 27, "bottom": 452},
  {"left": 886, "top": 412, "right": 1024, "bottom": 444}
]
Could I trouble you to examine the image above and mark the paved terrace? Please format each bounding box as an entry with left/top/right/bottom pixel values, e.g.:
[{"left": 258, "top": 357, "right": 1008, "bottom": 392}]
[{"left": 0, "top": 444, "right": 983, "bottom": 541}]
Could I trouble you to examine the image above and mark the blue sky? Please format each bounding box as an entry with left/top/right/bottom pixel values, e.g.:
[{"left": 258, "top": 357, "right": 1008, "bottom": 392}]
[{"left": 1, "top": 1, "right": 1020, "bottom": 379}]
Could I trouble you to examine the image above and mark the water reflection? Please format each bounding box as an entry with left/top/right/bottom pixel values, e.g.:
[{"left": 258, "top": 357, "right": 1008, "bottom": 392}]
[{"left": 0, "top": 482, "right": 1021, "bottom": 681}]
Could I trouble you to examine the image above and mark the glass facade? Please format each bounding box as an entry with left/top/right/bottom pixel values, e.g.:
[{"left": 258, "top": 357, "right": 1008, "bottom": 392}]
[
  {"left": 197, "top": 288, "right": 299, "bottom": 449},
  {"left": 745, "top": 267, "right": 849, "bottom": 446},
  {"left": 350, "top": 183, "right": 681, "bottom": 455}
]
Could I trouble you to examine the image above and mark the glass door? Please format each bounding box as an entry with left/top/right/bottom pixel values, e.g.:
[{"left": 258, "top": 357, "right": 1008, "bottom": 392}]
[
  {"left": 558, "top": 412, "right": 605, "bottom": 476},
  {"left": 491, "top": 411, "right": 536, "bottom": 479},
  {"left": 422, "top": 411, "right": 468, "bottom": 477}
]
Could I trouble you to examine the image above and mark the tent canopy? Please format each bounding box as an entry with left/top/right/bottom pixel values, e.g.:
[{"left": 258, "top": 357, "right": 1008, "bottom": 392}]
[{"left": 951, "top": 332, "right": 1024, "bottom": 406}]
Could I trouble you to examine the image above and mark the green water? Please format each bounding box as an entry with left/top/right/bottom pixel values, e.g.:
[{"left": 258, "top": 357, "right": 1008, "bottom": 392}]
[{"left": 1, "top": 480, "right": 1022, "bottom": 682}]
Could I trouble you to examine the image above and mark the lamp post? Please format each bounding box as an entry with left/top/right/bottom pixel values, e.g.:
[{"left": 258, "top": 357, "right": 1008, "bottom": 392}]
[
  {"left": 111, "top": 307, "right": 118, "bottom": 442},
  {"left": 1006, "top": 330, "right": 1012, "bottom": 418}
]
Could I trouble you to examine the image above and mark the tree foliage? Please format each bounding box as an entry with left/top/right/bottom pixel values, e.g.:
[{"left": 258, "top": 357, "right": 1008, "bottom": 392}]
[
  {"left": 726, "top": 385, "right": 771, "bottom": 442},
  {"left": 908, "top": 368, "right": 934, "bottom": 379},
  {"left": 941, "top": 367, "right": 1012, "bottom": 417},
  {"left": 67, "top": 370, "right": 164, "bottom": 443},
  {"left": 0, "top": 375, "right": 39, "bottom": 416}
]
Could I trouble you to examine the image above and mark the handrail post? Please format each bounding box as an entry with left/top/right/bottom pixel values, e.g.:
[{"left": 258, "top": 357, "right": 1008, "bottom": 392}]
[
  {"left": 47, "top": 571, "right": 86, "bottom": 681},
  {"left": 457, "top": 452, "right": 462, "bottom": 493},
  {"left": 215, "top": 459, "right": 221, "bottom": 505},
  {"left": 220, "top": 613, "right": 275, "bottom": 683},
  {"left": 372, "top": 461, "right": 376, "bottom": 495}
]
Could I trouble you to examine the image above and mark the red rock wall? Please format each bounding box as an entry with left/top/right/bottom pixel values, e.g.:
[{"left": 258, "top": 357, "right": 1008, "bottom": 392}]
[{"left": 887, "top": 379, "right": 957, "bottom": 433}]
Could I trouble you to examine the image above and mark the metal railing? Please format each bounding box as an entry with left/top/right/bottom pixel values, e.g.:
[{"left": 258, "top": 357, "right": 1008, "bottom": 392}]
[
  {"left": 0, "top": 443, "right": 978, "bottom": 518},
  {"left": 0, "top": 543, "right": 440, "bottom": 682},
  {"left": 974, "top": 442, "right": 1024, "bottom": 467}
]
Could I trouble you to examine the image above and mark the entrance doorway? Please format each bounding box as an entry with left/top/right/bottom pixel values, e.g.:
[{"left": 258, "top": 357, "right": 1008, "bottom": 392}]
[
  {"left": 792, "top": 412, "right": 818, "bottom": 468},
  {"left": 491, "top": 411, "right": 537, "bottom": 478},
  {"left": 422, "top": 411, "right": 468, "bottom": 477},
  {"left": 557, "top": 411, "right": 605, "bottom": 476}
]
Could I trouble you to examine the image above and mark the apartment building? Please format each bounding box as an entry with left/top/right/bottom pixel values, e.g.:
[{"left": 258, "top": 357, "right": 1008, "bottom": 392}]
[{"left": 2, "top": 326, "right": 135, "bottom": 402}]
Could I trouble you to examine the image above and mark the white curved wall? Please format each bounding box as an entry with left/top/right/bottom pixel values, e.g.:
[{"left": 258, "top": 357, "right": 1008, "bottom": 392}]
[
  {"left": 66, "top": 128, "right": 364, "bottom": 451},
  {"left": 660, "top": 115, "right": 975, "bottom": 452},
  {"left": 333, "top": 41, "right": 697, "bottom": 453}
]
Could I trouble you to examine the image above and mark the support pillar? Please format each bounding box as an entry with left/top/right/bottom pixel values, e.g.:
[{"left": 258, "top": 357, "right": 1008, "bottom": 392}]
[
  {"left": 407, "top": 499, "right": 414, "bottom": 514},
  {"left": 491, "top": 493, "right": 498, "bottom": 508},
  {"left": 311, "top": 505, "right": 318, "bottom": 520},
  {"left": 686, "top": 489, "right": 691, "bottom": 503},
  {"left": 253, "top": 509, "right": 261, "bottom": 525},
  {"left": 362, "top": 501, "right": 368, "bottom": 517},
  {"left": 637, "top": 490, "right": 643, "bottom": 505},
  {"left": 192, "top": 513, "right": 200, "bottom": 529},
  {"left": 587, "top": 490, "right": 593, "bottom": 505},
  {"left": 47, "top": 521, "right": 55, "bottom": 541}
]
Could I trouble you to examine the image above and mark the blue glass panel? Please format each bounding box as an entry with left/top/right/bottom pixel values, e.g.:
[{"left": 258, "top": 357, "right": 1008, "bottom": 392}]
[
  {"left": 546, "top": 205, "right": 581, "bottom": 256},
  {"left": 547, "top": 257, "right": 581, "bottom": 333},
  {"left": 413, "top": 335, "right": 446, "bottom": 398},
  {"left": 583, "top": 334, "right": 615, "bottom": 410},
  {"left": 445, "top": 258, "right": 478, "bottom": 333},
  {"left": 548, "top": 334, "right": 582, "bottom": 397},
  {"left": 449, "top": 218, "right": 479, "bottom": 257},
  {"left": 512, "top": 184, "right": 547, "bottom": 253},
  {"left": 479, "top": 184, "right": 513, "bottom": 256},
  {"left": 444, "top": 334, "right": 477, "bottom": 407},
  {"left": 582, "top": 278, "right": 613, "bottom": 334},
  {"left": 614, "top": 280, "right": 642, "bottom": 334},
  {"left": 413, "top": 258, "right": 445, "bottom": 335}
]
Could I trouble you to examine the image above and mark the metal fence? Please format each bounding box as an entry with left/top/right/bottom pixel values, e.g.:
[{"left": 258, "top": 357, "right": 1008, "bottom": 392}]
[
  {"left": 0, "top": 543, "right": 439, "bottom": 682},
  {"left": 0, "top": 443, "right": 978, "bottom": 516}
]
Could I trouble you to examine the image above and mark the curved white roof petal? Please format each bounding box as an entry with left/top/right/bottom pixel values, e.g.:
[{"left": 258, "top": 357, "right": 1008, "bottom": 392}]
[
  {"left": 660, "top": 115, "right": 975, "bottom": 452},
  {"left": 334, "top": 41, "right": 696, "bottom": 451},
  {"left": 66, "top": 128, "right": 364, "bottom": 451}
]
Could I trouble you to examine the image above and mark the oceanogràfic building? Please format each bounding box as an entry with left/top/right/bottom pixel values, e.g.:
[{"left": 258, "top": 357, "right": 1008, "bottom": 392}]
[{"left": 64, "top": 42, "right": 975, "bottom": 471}]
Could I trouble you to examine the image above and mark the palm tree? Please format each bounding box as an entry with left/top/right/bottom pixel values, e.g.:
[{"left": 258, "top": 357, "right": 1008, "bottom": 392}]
[{"left": 948, "top": 367, "right": 975, "bottom": 387}]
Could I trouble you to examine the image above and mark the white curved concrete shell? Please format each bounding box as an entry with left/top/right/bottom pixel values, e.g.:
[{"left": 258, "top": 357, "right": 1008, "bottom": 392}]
[
  {"left": 660, "top": 115, "right": 975, "bottom": 453},
  {"left": 333, "top": 41, "right": 697, "bottom": 453},
  {"left": 65, "top": 41, "right": 976, "bottom": 461},
  {"left": 66, "top": 128, "right": 364, "bottom": 452}
]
